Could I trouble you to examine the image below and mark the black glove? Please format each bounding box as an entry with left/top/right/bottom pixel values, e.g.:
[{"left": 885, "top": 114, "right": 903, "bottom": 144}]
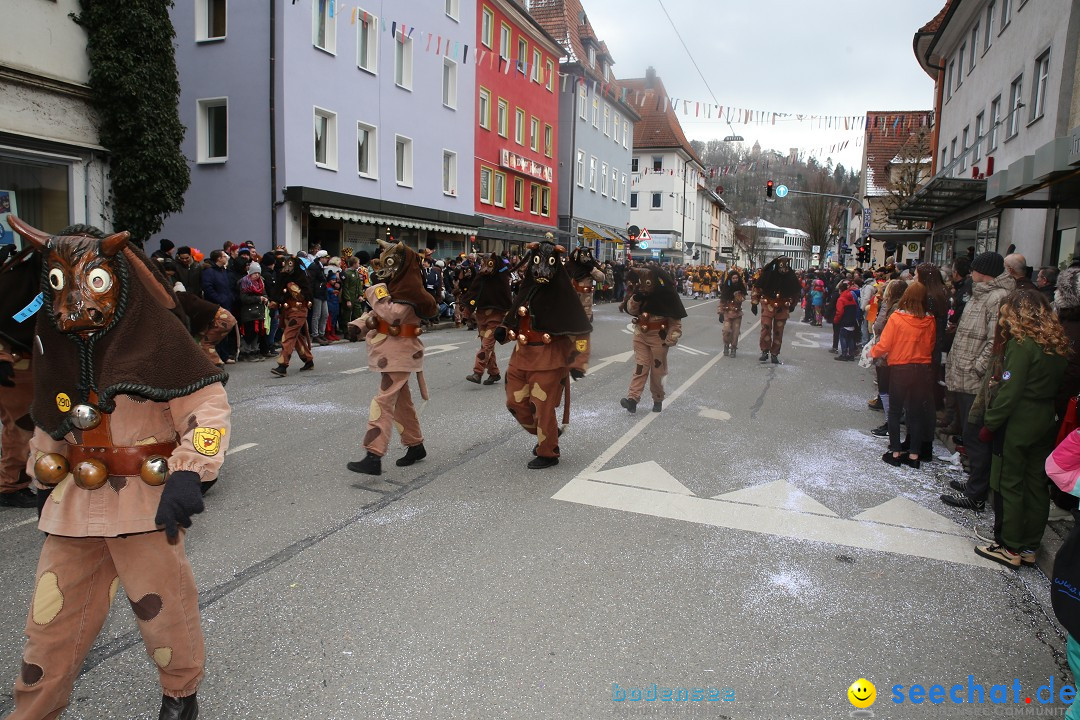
[
  {"left": 750, "top": 304, "right": 758, "bottom": 316},
  {"left": 494, "top": 326, "right": 508, "bottom": 344},
  {"left": 36, "top": 489, "right": 52, "bottom": 519},
  {"left": 0, "top": 361, "right": 14, "bottom": 388},
  {"left": 570, "top": 368, "right": 585, "bottom": 381},
  {"left": 155, "top": 470, "right": 205, "bottom": 542}
]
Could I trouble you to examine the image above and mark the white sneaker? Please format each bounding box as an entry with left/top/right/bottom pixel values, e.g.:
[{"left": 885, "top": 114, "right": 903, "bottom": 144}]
[{"left": 1048, "top": 505, "right": 1074, "bottom": 521}]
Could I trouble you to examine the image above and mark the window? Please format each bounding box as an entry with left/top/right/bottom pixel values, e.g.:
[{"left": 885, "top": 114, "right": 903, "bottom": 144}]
[
  {"left": 540, "top": 187, "right": 550, "bottom": 216},
  {"left": 989, "top": 95, "right": 1001, "bottom": 149},
  {"left": 196, "top": 0, "right": 227, "bottom": 41},
  {"left": 591, "top": 98, "right": 598, "bottom": 128},
  {"left": 588, "top": 45, "right": 596, "bottom": 68},
  {"left": 631, "top": 157, "right": 639, "bottom": 172},
  {"left": 1031, "top": 49, "right": 1050, "bottom": 122},
  {"left": 442, "top": 151, "right": 457, "bottom": 195},
  {"left": 603, "top": 104, "right": 610, "bottom": 135},
  {"left": 357, "top": 122, "right": 376, "bottom": 178},
  {"left": 394, "top": 32, "right": 413, "bottom": 89},
  {"left": 974, "top": 112, "right": 984, "bottom": 163},
  {"left": 600, "top": 162, "right": 609, "bottom": 196},
  {"left": 481, "top": 7, "right": 493, "bottom": 48},
  {"left": 493, "top": 171, "right": 506, "bottom": 207},
  {"left": 442, "top": 59, "right": 457, "bottom": 109},
  {"left": 630, "top": 192, "right": 638, "bottom": 209},
  {"left": 984, "top": 1, "right": 995, "bottom": 51},
  {"left": 1007, "top": 74, "right": 1023, "bottom": 138},
  {"left": 499, "top": 23, "right": 511, "bottom": 61},
  {"left": 577, "top": 84, "right": 587, "bottom": 119},
  {"left": 515, "top": 108, "right": 525, "bottom": 145},
  {"left": 652, "top": 156, "right": 663, "bottom": 172},
  {"left": 950, "top": 137, "right": 957, "bottom": 164},
  {"left": 651, "top": 192, "right": 662, "bottom": 209},
  {"left": 313, "top": 0, "right": 336, "bottom": 53},
  {"left": 611, "top": 168, "right": 618, "bottom": 201},
  {"left": 1001, "top": 0, "right": 1011, "bottom": 28},
  {"left": 479, "top": 166, "right": 492, "bottom": 204},
  {"left": 478, "top": 88, "right": 491, "bottom": 129},
  {"left": 196, "top": 98, "right": 228, "bottom": 163},
  {"left": 531, "top": 50, "right": 542, "bottom": 83},
  {"left": 960, "top": 126, "right": 969, "bottom": 171},
  {"left": 497, "top": 98, "right": 508, "bottom": 137},
  {"left": 623, "top": 121, "right": 629, "bottom": 148},
  {"left": 621, "top": 173, "right": 627, "bottom": 203},
  {"left": 544, "top": 125, "right": 552, "bottom": 158},
  {"left": 614, "top": 116, "right": 620, "bottom": 144},
  {"left": 589, "top": 157, "right": 597, "bottom": 191},
  {"left": 529, "top": 184, "right": 539, "bottom": 214},
  {"left": 314, "top": 107, "right": 337, "bottom": 169},
  {"left": 513, "top": 178, "right": 524, "bottom": 211},
  {"left": 357, "top": 9, "right": 377, "bottom": 72},
  {"left": 395, "top": 135, "right": 412, "bottom": 186},
  {"left": 546, "top": 59, "right": 555, "bottom": 92},
  {"left": 956, "top": 46, "right": 964, "bottom": 86},
  {"left": 517, "top": 38, "right": 528, "bottom": 75},
  {"left": 969, "top": 24, "right": 978, "bottom": 69},
  {"left": 530, "top": 117, "right": 539, "bottom": 152},
  {"left": 445, "top": 0, "right": 459, "bottom": 21},
  {"left": 946, "top": 60, "right": 954, "bottom": 99}
]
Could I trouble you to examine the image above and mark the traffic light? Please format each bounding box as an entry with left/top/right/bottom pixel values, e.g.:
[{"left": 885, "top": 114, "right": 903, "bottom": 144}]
[{"left": 766, "top": 180, "right": 775, "bottom": 198}]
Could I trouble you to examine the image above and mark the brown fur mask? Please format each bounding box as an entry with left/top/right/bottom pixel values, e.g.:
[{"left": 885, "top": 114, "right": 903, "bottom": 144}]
[
  {"left": 624, "top": 266, "right": 687, "bottom": 319},
  {"left": 374, "top": 236, "right": 438, "bottom": 319}
]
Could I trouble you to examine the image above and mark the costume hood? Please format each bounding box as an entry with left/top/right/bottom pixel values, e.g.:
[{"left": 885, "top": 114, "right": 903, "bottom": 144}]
[
  {"left": 507, "top": 241, "right": 591, "bottom": 336},
  {"left": 566, "top": 245, "right": 601, "bottom": 281},
  {"left": 468, "top": 254, "right": 513, "bottom": 312},
  {"left": 629, "top": 267, "right": 688, "bottom": 319},
  {"left": 374, "top": 238, "right": 438, "bottom": 320}
]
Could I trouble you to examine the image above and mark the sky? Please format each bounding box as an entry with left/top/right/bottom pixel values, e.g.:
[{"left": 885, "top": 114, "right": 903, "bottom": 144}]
[{"left": 579, "top": 0, "right": 945, "bottom": 172}]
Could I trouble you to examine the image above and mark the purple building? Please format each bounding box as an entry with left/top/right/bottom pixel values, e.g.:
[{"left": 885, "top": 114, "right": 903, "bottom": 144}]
[{"left": 160, "top": 0, "right": 479, "bottom": 258}]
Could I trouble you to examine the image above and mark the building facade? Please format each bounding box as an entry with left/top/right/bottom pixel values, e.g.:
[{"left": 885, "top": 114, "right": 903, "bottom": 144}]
[
  {"left": 897, "top": 0, "right": 1080, "bottom": 268},
  {"left": 530, "top": 0, "right": 638, "bottom": 261},
  {"left": 473, "top": 0, "right": 563, "bottom": 254},
  {"left": 161, "top": 0, "right": 479, "bottom": 257},
  {"left": 623, "top": 68, "right": 704, "bottom": 264},
  {"left": 738, "top": 219, "right": 811, "bottom": 270},
  {"left": 0, "top": 0, "right": 109, "bottom": 239}
]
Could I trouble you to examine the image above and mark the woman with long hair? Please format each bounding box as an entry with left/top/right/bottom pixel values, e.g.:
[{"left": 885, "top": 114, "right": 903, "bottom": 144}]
[
  {"left": 975, "top": 289, "right": 1070, "bottom": 568},
  {"left": 870, "top": 282, "right": 936, "bottom": 468},
  {"left": 914, "top": 263, "right": 950, "bottom": 458},
  {"left": 870, "top": 279, "right": 908, "bottom": 438}
]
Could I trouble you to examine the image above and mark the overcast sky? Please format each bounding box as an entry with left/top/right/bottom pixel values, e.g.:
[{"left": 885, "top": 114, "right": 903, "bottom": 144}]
[{"left": 580, "top": 0, "right": 944, "bottom": 171}]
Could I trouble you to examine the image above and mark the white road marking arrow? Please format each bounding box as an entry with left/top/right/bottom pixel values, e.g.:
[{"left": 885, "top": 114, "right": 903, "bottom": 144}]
[
  {"left": 424, "top": 341, "right": 469, "bottom": 357},
  {"left": 586, "top": 350, "right": 634, "bottom": 375}
]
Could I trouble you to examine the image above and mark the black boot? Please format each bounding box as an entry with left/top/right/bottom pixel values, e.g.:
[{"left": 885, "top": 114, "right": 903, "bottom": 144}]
[
  {"left": 527, "top": 455, "right": 559, "bottom": 469},
  {"left": 652, "top": 401, "right": 662, "bottom": 413},
  {"left": 770, "top": 354, "right": 781, "bottom": 365},
  {"left": 395, "top": 444, "right": 427, "bottom": 467},
  {"left": 620, "top": 397, "right": 637, "bottom": 414},
  {"left": 723, "top": 344, "right": 730, "bottom": 357},
  {"left": 759, "top": 351, "right": 769, "bottom": 362},
  {"left": 465, "top": 372, "right": 482, "bottom": 384},
  {"left": 483, "top": 373, "right": 502, "bottom": 385},
  {"left": 730, "top": 347, "right": 736, "bottom": 358},
  {"left": 299, "top": 359, "right": 315, "bottom": 372},
  {"left": 346, "top": 452, "right": 382, "bottom": 476},
  {"left": 270, "top": 363, "right": 288, "bottom": 377},
  {"left": 159, "top": 693, "right": 198, "bottom": 720}
]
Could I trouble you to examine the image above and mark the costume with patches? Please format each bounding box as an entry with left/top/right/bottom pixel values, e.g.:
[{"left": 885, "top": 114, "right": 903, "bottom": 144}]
[
  {"left": 271, "top": 257, "right": 313, "bottom": 376},
  {"left": 565, "top": 245, "right": 607, "bottom": 373},
  {"left": 177, "top": 291, "right": 236, "bottom": 367},
  {"left": 0, "top": 244, "right": 40, "bottom": 505},
  {"left": 463, "top": 253, "right": 512, "bottom": 384},
  {"left": 751, "top": 257, "right": 802, "bottom": 362},
  {"left": 349, "top": 239, "right": 437, "bottom": 472},
  {"left": 621, "top": 267, "right": 687, "bottom": 410},
  {"left": 6, "top": 216, "right": 230, "bottom": 720},
  {"left": 717, "top": 268, "right": 747, "bottom": 356},
  {"left": 452, "top": 259, "right": 477, "bottom": 328},
  {"left": 497, "top": 241, "right": 591, "bottom": 468}
]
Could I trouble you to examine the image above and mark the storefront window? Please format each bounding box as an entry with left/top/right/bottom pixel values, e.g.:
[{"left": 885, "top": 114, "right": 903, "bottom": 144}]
[{"left": 0, "top": 154, "right": 71, "bottom": 238}]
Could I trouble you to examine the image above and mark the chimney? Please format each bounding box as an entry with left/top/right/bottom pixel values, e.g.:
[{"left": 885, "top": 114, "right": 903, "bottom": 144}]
[{"left": 645, "top": 66, "right": 656, "bottom": 88}]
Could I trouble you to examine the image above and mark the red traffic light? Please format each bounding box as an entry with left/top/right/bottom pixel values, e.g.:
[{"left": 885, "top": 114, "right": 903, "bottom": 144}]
[{"left": 766, "top": 180, "right": 775, "bottom": 198}]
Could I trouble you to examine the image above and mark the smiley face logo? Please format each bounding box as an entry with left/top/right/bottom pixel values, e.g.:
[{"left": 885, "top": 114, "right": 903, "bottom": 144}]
[
  {"left": 56, "top": 393, "right": 72, "bottom": 413},
  {"left": 848, "top": 678, "right": 876, "bottom": 709},
  {"left": 192, "top": 427, "right": 224, "bottom": 457}
]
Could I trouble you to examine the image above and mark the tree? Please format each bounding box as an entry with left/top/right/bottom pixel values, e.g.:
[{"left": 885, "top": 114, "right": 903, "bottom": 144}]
[
  {"left": 872, "top": 127, "right": 932, "bottom": 231},
  {"left": 74, "top": 0, "right": 190, "bottom": 243},
  {"left": 798, "top": 171, "right": 841, "bottom": 263}
]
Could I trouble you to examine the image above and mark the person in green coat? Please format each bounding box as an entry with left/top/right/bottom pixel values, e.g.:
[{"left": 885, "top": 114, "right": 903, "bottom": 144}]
[
  {"left": 340, "top": 254, "right": 369, "bottom": 338},
  {"left": 976, "top": 289, "right": 1070, "bottom": 568}
]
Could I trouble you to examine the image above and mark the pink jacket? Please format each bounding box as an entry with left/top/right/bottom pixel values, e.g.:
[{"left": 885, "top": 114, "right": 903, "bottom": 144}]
[{"left": 1047, "top": 430, "right": 1080, "bottom": 497}]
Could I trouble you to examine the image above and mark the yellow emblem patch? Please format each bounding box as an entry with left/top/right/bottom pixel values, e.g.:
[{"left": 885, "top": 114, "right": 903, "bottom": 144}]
[
  {"left": 192, "top": 427, "right": 224, "bottom": 457},
  {"left": 575, "top": 339, "right": 588, "bottom": 352},
  {"left": 55, "top": 393, "right": 71, "bottom": 413},
  {"left": 374, "top": 285, "right": 389, "bottom": 300}
]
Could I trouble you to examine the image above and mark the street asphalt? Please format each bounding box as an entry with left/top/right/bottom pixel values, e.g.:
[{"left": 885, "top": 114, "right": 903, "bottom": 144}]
[{"left": 0, "top": 298, "right": 1072, "bottom": 719}]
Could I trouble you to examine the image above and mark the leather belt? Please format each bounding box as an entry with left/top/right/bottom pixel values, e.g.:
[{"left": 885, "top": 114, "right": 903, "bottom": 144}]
[
  {"left": 635, "top": 319, "right": 668, "bottom": 332},
  {"left": 572, "top": 280, "right": 593, "bottom": 293},
  {"left": 67, "top": 441, "right": 178, "bottom": 477},
  {"left": 375, "top": 320, "right": 422, "bottom": 337}
]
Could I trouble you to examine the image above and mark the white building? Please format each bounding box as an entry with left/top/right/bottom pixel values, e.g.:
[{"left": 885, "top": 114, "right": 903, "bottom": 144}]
[
  {"left": 0, "top": 0, "right": 109, "bottom": 238},
  {"left": 738, "top": 218, "right": 812, "bottom": 270}
]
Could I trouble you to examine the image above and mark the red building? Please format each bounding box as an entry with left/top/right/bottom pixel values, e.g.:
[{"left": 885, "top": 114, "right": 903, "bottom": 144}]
[{"left": 474, "top": 0, "right": 563, "bottom": 253}]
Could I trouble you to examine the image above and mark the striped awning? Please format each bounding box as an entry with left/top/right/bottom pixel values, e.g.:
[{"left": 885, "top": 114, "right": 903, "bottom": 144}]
[{"left": 309, "top": 205, "right": 475, "bottom": 236}]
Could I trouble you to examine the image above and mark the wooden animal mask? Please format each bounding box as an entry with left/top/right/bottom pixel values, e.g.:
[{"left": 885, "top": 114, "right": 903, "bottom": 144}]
[
  {"left": 373, "top": 236, "right": 408, "bottom": 283},
  {"left": 627, "top": 267, "right": 663, "bottom": 295},
  {"left": 478, "top": 252, "right": 501, "bottom": 276},
  {"left": 523, "top": 241, "right": 565, "bottom": 285},
  {"left": 570, "top": 245, "right": 597, "bottom": 267}
]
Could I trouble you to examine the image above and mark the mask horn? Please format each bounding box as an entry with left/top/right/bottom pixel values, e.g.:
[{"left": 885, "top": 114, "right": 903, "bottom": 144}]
[
  {"left": 100, "top": 231, "right": 130, "bottom": 257},
  {"left": 6, "top": 215, "right": 49, "bottom": 251},
  {"left": 376, "top": 237, "right": 394, "bottom": 250}
]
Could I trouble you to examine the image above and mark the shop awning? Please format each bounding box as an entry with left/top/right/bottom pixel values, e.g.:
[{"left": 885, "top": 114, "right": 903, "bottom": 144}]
[
  {"left": 309, "top": 205, "right": 476, "bottom": 235},
  {"left": 890, "top": 176, "right": 988, "bottom": 223},
  {"left": 476, "top": 214, "right": 567, "bottom": 243}
]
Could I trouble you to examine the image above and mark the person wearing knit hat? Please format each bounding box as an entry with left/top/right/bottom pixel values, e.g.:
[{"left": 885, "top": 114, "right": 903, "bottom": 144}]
[
  {"left": 246, "top": 262, "right": 262, "bottom": 276},
  {"left": 238, "top": 261, "right": 268, "bottom": 361},
  {"left": 941, "top": 250, "right": 1016, "bottom": 512}
]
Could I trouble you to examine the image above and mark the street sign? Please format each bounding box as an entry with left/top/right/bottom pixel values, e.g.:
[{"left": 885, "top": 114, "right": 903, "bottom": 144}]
[
  {"left": 812, "top": 254, "right": 820, "bottom": 264},
  {"left": 811, "top": 245, "right": 820, "bottom": 254},
  {"left": 638, "top": 227, "right": 652, "bottom": 243},
  {"left": 638, "top": 241, "right": 649, "bottom": 250},
  {"left": 775, "top": 184, "right": 789, "bottom": 198}
]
